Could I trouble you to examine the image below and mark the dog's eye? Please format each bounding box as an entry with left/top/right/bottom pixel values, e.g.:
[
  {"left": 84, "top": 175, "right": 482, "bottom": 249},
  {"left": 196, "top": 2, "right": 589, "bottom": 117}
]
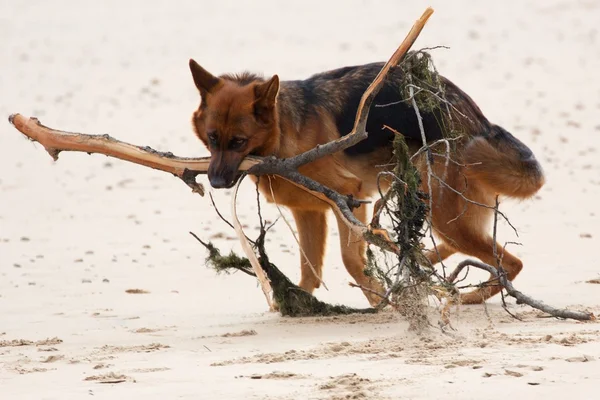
[
  {"left": 207, "top": 130, "right": 218, "bottom": 146},
  {"left": 229, "top": 137, "right": 247, "bottom": 150}
]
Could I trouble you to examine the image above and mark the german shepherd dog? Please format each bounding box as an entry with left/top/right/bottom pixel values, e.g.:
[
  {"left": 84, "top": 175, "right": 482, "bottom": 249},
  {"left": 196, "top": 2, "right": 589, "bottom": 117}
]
[{"left": 188, "top": 58, "right": 545, "bottom": 306}]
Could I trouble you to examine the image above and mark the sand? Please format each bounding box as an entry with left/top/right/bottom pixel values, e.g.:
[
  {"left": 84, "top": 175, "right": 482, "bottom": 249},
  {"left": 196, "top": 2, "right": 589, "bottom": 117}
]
[{"left": 1, "top": 0, "right": 600, "bottom": 399}]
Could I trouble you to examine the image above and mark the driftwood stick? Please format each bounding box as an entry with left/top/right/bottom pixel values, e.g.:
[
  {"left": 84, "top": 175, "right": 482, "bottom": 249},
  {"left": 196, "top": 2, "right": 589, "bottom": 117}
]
[
  {"left": 7, "top": 114, "right": 369, "bottom": 236},
  {"left": 9, "top": 113, "right": 381, "bottom": 247},
  {"left": 448, "top": 259, "right": 595, "bottom": 321},
  {"left": 7, "top": 114, "right": 356, "bottom": 218},
  {"left": 8, "top": 114, "right": 234, "bottom": 197}
]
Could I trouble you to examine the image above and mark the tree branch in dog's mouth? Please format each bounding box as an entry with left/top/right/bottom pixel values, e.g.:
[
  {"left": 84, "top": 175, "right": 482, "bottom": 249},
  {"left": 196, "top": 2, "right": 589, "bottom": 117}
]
[{"left": 7, "top": 113, "right": 383, "bottom": 241}]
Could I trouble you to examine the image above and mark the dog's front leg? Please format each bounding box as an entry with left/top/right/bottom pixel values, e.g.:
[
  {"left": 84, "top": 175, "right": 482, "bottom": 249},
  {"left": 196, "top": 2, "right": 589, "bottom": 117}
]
[
  {"left": 334, "top": 203, "right": 386, "bottom": 307},
  {"left": 290, "top": 208, "right": 329, "bottom": 293}
]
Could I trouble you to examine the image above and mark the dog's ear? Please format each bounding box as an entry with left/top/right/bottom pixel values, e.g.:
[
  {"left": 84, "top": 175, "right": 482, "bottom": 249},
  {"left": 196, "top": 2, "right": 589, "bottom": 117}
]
[
  {"left": 253, "top": 75, "right": 279, "bottom": 122},
  {"left": 189, "top": 59, "right": 221, "bottom": 96}
]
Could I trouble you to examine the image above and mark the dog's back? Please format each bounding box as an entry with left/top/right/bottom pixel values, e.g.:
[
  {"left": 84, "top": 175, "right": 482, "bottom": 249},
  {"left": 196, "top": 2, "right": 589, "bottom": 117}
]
[
  {"left": 279, "top": 62, "right": 450, "bottom": 155},
  {"left": 278, "top": 62, "right": 544, "bottom": 200}
]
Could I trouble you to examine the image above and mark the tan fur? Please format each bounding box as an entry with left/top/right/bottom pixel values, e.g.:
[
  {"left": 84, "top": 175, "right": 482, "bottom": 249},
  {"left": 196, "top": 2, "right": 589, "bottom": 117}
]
[{"left": 463, "top": 137, "right": 545, "bottom": 199}]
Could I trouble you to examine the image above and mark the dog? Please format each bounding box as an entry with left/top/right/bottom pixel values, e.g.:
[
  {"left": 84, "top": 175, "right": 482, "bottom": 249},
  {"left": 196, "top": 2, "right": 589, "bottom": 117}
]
[{"left": 188, "top": 57, "right": 545, "bottom": 306}]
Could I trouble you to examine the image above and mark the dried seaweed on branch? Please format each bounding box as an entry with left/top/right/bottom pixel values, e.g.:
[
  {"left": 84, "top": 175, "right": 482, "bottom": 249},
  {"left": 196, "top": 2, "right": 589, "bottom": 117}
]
[
  {"left": 191, "top": 193, "right": 377, "bottom": 317},
  {"left": 189, "top": 233, "right": 256, "bottom": 277}
]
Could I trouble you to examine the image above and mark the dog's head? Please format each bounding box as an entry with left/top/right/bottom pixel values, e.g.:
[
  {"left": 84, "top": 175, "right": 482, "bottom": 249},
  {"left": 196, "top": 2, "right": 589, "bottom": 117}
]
[{"left": 189, "top": 59, "right": 280, "bottom": 189}]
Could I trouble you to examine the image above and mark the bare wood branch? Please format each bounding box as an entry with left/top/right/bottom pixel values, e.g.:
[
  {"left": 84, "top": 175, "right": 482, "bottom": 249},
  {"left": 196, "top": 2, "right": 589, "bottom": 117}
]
[
  {"left": 410, "top": 137, "right": 463, "bottom": 162},
  {"left": 11, "top": 112, "right": 407, "bottom": 259},
  {"left": 7, "top": 114, "right": 361, "bottom": 229},
  {"left": 231, "top": 176, "right": 274, "bottom": 311},
  {"left": 9, "top": 114, "right": 235, "bottom": 197}
]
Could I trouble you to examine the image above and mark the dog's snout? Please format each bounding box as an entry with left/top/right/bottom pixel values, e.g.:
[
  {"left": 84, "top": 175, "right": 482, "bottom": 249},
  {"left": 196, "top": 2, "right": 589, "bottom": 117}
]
[
  {"left": 209, "top": 175, "right": 229, "bottom": 189},
  {"left": 207, "top": 151, "right": 238, "bottom": 189}
]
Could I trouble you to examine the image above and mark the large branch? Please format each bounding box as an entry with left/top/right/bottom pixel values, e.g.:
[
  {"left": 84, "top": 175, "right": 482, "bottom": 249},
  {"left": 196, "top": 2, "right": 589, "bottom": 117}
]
[
  {"left": 7, "top": 114, "right": 363, "bottom": 232},
  {"left": 9, "top": 114, "right": 218, "bottom": 197},
  {"left": 8, "top": 114, "right": 361, "bottom": 220}
]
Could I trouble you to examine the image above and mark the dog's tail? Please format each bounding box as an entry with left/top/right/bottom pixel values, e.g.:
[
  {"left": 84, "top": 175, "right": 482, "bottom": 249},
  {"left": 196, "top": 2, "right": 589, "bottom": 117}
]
[{"left": 462, "top": 125, "right": 545, "bottom": 199}]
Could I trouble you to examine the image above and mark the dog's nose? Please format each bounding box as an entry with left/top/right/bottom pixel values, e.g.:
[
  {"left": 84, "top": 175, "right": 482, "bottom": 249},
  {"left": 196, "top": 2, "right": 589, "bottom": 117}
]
[{"left": 209, "top": 175, "right": 229, "bottom": 189}]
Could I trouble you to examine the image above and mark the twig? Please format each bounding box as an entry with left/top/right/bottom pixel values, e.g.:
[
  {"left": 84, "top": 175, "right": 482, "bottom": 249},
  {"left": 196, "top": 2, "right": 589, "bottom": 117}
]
[
  {"left": 430, "top": 172, "right": 519, "bottom": 236},
  {"left": 385, "top": 255, "right": 408, "bottom": 300},
  {"left": 208, "top": 192, "right": 257, "bottom": 245},
  {"left": 230, "top": 175, "right": 274, "bottom": 311},
  {"left": 372, "top": 170, "right": 407, "bottom": 227},
  {"left": 208, "top": 193, "right": 234, "bottom": 231},
  {"left": 405, "top": 84, "right": 472, "bottom": 121},
  {"left": 448, "top": 259, "right": 595, "bottom": 321},
  {"left": 409, "top": 79, "right": 434, "bottom": 227},
  {"left": 265, "top": 217, "right": 280, "bottom": 233},
  {"left": 492, "top": 196, "right": 500, "bottom": 266},
  {"left": 410, "top": 137, "right": 463, "bottom": 161},
  {"left": 348, "top": 282, "right": 387, "bottom": 302},
  {"left": 348, "top": 282, "right": 390, "bottom": 310},
  {"left": 406, "top": 74, "right": 449, "bottom": 283},
  {"left": 490, "top": 196, "right": 523, "bottom": 320}
]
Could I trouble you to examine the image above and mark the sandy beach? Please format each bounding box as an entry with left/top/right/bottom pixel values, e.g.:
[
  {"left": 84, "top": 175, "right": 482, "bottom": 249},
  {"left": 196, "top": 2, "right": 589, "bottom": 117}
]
[{"left": 1, "top": 1, "right": 600, "bottom": 399}]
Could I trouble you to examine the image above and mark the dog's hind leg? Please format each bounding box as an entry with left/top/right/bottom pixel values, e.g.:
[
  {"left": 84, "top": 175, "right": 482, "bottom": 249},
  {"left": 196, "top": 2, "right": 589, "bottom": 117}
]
[
  {"left": 290, "top": 208, "right": 328, "bottom": 293},
  {"left": 334, "top": 204, "right": 386, "bottom": 307},
  {"left": 433, "top": 227, "right": 523, "bottom": 304},
  {"left": 427, "top": 172, "right": 524, "bottom": 304},
  {"left": 455, "top": 235, "right": 523, "bottom": 304}
]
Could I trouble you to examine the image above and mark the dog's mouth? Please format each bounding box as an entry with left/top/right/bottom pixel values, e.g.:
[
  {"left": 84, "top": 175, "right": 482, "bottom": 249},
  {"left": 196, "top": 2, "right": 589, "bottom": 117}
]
[
  {"left": 209, "top": 173, "right": 243, "bottom": 189},
  {"left": 225, "top": 173, "right": 243, "bottom": 189}
]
